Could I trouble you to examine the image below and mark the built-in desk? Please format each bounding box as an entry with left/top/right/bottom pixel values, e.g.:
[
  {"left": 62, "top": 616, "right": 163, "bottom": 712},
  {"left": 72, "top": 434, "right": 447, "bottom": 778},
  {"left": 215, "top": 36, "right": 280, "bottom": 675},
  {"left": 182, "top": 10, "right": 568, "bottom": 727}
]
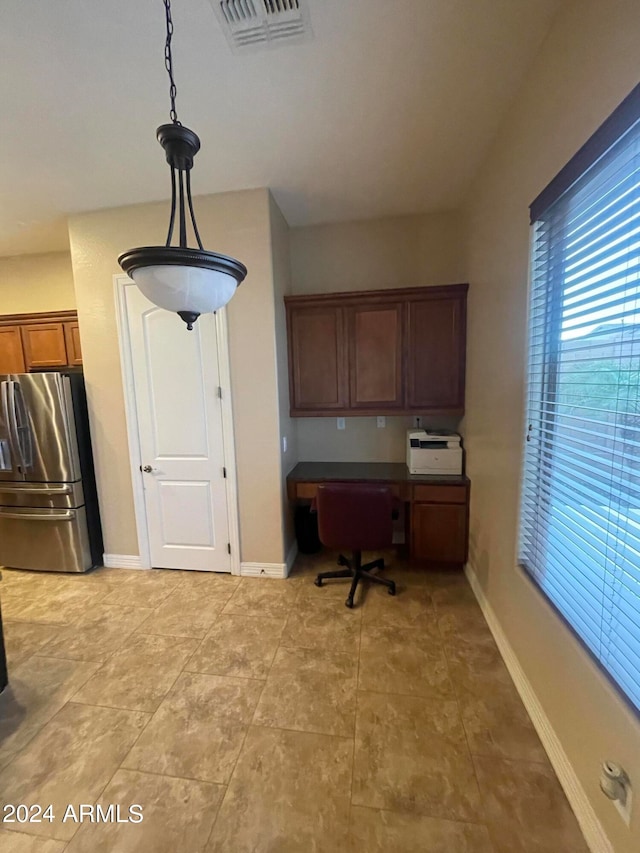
[{"left": 287, "top": 462, "right": 470, "bottom": 565}]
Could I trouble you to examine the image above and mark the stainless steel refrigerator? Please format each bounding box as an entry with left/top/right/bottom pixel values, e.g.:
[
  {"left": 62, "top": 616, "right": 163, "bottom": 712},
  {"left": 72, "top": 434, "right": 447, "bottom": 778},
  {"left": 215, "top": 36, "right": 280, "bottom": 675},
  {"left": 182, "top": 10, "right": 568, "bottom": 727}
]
[{"left": 0, "top": 372, "right": 103, "bottom": 572}]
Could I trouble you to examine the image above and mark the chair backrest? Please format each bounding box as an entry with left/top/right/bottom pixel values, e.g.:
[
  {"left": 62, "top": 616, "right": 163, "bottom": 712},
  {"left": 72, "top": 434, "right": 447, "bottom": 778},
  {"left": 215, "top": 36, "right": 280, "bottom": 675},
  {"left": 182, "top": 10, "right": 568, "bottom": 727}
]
[{"left": 316, "top": 483, "right": 394, "bottom": 551}]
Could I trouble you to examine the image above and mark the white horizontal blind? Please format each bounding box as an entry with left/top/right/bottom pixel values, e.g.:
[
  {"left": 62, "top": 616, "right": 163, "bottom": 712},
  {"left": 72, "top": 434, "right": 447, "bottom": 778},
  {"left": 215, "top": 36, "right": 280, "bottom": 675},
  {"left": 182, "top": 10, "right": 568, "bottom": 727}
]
[{"left": 520, "top": 113, "right": 640, "bottom": 711}]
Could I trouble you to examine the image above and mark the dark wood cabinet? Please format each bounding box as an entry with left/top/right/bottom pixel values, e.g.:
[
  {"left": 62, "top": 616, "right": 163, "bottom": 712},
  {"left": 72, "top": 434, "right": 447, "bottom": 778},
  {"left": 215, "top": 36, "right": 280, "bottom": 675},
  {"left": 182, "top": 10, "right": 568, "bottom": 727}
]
[
  {"left": 348, "top": 302, "right": 404, "bottom": 410},
  {"left": 285, "top": 284, "right": 467, "bottom": 416},
  {"left": 288, "top": 305, "right": 347, "bottom": 412},
  {"left": 406, "top": 292, "right": 466, "bottom": 413},
  {"left": 0, "top": 311, "right": 82, "bottom": 372},
  {"left": 411, "top": 482, "right": 469, "bottom": 564},
  {"left": 0, "top": 326, "right": 26, "bottom": 373}
]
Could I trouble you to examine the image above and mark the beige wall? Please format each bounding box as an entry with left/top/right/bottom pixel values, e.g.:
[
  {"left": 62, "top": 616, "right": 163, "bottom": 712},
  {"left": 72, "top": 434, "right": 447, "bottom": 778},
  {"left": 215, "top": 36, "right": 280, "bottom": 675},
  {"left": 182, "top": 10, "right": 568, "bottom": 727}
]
[
  {"left": 294, "top": 415, "right": 461, "bottom": 464},
  {"left": 290, "top": 212, "right": 465, "bottom": 462},
  {"left": 0, "top": 252, "right": 75, "bottom": 314},
  {"left": 290, "top": 211, "right": 464, "bottom": 295},
  {"left": 269, "top": 194, "right": 298, "bottom": 561},
  {"left": 462, "top": 1, "right": 640, "bottom": 850},
  {"left": 68, "top": 188, "right": 285, "bottom": 565}
]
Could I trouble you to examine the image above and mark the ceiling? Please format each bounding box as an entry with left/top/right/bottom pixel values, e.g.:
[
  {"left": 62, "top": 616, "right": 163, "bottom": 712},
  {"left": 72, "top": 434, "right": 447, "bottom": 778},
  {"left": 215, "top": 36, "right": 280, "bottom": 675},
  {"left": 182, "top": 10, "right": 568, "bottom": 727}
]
[{"left": 0, "top": 0, "right": 562, "bottom": 257}]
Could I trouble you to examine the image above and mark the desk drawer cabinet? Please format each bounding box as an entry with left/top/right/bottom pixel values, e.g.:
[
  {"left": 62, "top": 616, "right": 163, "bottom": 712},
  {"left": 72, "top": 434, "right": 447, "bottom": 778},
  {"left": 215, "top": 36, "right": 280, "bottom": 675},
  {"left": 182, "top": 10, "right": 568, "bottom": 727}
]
[
  {"left": 411, "top": 486, "right": 469, "bottom": 565},
  {"left": 413, "top": 485, "right": 466, "bottom": 504},
  {"left": 286, "top": 463, "right": 470, "bottom": 566}
]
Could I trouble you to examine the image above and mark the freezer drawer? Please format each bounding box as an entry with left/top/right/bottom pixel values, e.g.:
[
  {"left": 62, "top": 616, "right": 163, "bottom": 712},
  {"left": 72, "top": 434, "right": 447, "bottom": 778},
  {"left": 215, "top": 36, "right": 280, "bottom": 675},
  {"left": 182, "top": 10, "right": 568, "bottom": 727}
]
[{"left": 0, "top": 506, "right": 92, "bottom": 572}]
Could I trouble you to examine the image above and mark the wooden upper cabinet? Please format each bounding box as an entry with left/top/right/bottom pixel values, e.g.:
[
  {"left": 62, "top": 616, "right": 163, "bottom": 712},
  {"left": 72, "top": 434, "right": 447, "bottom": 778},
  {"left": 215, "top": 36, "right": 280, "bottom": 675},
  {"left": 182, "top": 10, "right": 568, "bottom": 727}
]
[
  {"left": 0, "top": 326, "right": 26, "bottom": 374},
  {"left": 348, "top": 302, "right": 404, "bottom": 409},
  {"left": 63, "top": 322, "right": 83, "bottom": 366},
  {"left": 21, "top": 323, "right": 68, "bottom": 370},
  {"left": 0, "top": 311, "right": 81, "bottom": 371},
  {"left": 288, "top": 305, "right": 347, "bottom": 413},
  {"left": 406, "top": 291, "right": 466, "bottom": 413},
  {"left": 285, "top": 284, "right": 467, "bottom": 416}
]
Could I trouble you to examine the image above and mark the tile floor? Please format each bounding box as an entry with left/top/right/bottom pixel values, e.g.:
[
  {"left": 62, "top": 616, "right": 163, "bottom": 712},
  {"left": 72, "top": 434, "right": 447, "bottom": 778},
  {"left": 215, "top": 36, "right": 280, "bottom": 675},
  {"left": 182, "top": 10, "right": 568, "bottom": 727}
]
[{"left": 0, "top": 551, "right": 589, "bottom": 852}]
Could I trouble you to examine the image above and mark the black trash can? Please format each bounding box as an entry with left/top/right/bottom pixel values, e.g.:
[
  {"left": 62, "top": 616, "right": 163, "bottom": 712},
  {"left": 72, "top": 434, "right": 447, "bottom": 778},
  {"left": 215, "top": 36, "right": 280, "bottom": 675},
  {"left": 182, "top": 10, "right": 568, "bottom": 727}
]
[{"left": 294, "top": 504, "right": 322, "bottom": 554}]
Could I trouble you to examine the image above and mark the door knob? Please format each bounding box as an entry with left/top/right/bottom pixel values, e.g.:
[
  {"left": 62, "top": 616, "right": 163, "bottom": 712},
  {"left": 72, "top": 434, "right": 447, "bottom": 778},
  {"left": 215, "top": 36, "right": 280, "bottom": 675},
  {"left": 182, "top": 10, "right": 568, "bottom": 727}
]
[{"left": 141, "top": 465, "right": 153, "bottom": 473}]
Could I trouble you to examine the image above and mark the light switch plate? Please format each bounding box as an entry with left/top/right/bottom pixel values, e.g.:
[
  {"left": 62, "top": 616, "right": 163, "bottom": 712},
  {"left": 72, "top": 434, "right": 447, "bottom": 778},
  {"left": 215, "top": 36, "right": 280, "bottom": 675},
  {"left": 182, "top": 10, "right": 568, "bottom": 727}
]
[
  {"left": 377, "top": 416, "right": 386, "bottom": 428},
  {"left": 337, "top": 417, "right": 346, "bottom": 430}
]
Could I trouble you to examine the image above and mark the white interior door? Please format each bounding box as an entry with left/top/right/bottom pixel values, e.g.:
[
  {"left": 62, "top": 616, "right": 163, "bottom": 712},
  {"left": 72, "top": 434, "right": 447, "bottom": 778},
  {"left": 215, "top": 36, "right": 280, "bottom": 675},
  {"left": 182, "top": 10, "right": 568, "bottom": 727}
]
[{"left": 124, "top": 284, "right": 231, "bottom": 572}]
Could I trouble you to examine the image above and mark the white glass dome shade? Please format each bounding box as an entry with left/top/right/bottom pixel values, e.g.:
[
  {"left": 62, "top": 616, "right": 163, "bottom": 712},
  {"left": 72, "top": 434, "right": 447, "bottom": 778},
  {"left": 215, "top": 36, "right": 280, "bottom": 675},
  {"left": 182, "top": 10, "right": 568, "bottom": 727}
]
[{"left": 118, "top": 247, "right": 247, "bottom": 329}]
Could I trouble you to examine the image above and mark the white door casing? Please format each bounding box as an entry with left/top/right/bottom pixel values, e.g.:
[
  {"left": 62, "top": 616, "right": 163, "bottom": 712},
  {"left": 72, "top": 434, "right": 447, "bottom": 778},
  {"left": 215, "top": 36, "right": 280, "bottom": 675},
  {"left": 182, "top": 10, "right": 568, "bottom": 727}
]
[{"left": 115, "top": 275, "right": 239, "bottom": 573}]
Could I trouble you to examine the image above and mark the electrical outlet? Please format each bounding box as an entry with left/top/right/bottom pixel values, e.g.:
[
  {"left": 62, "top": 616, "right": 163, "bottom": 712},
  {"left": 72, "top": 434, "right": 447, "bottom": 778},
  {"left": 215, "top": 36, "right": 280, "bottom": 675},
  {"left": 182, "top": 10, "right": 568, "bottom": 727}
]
[
  {"left": 337, "top": 417, "right": 346, "bottom": 430},
  {"left": 377, "top": 416, "right": 386, "bottom": 428}
]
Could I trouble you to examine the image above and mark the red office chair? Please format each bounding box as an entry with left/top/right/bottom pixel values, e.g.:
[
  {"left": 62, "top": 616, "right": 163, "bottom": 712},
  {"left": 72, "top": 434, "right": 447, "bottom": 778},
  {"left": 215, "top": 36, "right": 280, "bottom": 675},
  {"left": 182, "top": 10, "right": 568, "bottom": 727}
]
[{"left": 314, "top": 483, "right": 397, "bottom": 608}]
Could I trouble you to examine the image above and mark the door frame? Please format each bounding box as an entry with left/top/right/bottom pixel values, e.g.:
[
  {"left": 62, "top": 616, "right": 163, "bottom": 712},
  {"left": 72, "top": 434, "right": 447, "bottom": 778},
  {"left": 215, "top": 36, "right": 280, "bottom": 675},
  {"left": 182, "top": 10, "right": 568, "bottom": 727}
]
[{"left": 113, "top": 274, "right": 241, "bottom": 574}]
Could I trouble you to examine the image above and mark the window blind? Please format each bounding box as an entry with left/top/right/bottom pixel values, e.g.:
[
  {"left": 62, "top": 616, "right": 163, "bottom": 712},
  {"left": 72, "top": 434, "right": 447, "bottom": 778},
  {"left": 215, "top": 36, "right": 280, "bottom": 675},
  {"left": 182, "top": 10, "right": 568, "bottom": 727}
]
[{"left": 520, "top": 96, "right": 640, "bottom": 712}]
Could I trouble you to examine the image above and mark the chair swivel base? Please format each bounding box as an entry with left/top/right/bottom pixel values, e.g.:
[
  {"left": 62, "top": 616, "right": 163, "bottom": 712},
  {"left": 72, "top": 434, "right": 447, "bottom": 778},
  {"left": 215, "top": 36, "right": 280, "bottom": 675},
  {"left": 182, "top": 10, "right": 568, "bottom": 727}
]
[{"left": 314, "top": 551, "right": 396, "bottom": 608}]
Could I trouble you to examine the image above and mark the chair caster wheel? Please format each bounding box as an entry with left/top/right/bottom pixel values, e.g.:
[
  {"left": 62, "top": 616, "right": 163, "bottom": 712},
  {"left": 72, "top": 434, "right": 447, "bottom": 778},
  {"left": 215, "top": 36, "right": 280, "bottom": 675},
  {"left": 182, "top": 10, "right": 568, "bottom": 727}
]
[
  {"left": 345, "top": 599, "right": 354, "bottom": 609},
  {"left": 388, "top": 586, "right": 396, "bottom": 596},
  {"left": 314, "top": 578, "right": 323, "bottom": 587}
]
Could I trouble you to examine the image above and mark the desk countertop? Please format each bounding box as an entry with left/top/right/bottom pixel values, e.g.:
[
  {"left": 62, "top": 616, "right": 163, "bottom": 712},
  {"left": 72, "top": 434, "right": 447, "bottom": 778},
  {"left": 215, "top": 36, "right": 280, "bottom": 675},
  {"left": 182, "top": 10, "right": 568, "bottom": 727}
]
[{"left": 287, "top": 461, "right": 469, "bottom": 486}]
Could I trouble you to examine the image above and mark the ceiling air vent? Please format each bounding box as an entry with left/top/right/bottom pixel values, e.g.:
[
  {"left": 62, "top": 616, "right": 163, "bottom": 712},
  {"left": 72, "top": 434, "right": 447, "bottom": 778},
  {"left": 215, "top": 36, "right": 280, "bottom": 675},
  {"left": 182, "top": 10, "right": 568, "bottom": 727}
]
[{"left": 212, "top": 0, "right": 313, "bottom": 53}]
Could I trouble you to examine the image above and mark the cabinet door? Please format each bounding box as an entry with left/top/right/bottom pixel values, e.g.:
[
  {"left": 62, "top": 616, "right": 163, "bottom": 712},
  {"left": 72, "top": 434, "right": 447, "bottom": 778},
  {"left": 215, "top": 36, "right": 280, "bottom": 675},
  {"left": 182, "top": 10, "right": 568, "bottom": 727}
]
[
  {"left": 348, "top": 303, "right": 403, "bottom": 409},
  {"left": 288, "top": 305, "right": 347, "bottom": 413},
  {"left": 406, "top": 295, "right": 466, "bottom": 411},
  {"left": 0, "top": 326, "right": 26, "bottom": 373},
  {"left": 411, "top": 502, "right": 467, "bottom": 563},
  {"left": 63, "top": 322, "right": 83, "bottom": 365},
  {"left": 21, "top": 323, "right": 68, "bottom": 369}
]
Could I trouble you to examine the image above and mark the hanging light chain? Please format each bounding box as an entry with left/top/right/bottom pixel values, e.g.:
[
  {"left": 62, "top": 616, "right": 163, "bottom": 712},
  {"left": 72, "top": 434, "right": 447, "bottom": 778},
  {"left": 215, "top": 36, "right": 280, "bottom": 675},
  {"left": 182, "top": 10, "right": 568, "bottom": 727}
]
[
  {"left": 163, "top": 0, "right": 180, "bottom": 125},
  {"left": 118, "top": 0, "right": 248, "bottom": 332}
]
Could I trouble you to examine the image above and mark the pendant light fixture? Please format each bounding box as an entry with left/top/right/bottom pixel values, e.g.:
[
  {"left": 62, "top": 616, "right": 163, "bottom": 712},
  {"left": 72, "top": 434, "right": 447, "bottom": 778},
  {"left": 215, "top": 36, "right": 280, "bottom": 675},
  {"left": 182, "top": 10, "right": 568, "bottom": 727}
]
[{"left": 118, "top": 0, "right": 247, "bottom": 330}]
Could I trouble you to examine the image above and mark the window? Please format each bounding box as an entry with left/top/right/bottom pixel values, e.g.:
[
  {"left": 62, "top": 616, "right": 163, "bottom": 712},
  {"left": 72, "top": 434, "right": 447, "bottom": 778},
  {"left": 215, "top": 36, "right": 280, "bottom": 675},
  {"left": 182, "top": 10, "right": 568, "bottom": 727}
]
[{"left": 520, "top": 84, "right": 640, "bottom": 712}]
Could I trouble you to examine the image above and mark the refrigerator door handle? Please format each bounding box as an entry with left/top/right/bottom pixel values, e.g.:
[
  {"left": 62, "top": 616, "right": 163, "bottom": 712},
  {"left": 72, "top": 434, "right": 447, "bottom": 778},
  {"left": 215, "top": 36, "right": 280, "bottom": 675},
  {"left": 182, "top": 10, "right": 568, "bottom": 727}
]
[
  {"left": 0, "top": 381, "right": 8, "bottom": 428},
  {"left": 6, "top": 381, "right": 25, "bottom": 470},
  {"left": 1, "top": 381, "right": 16, "bottom": 472},
  {"left": 8, "top": 381, "right": 33, "bottom": 470},
  {"left": 0, "top": 484, "right": 72, "bottom": 495},
  {"left": 0, "top": 509, "right": 74, "bottom": 522}
]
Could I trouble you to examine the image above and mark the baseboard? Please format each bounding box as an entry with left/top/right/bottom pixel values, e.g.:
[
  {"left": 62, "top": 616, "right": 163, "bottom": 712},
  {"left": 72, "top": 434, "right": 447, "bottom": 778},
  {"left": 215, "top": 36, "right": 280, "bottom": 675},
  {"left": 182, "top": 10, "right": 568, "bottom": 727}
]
[
  {"left": 464, "top": 563, "right": 613, "bottom": 853},
  {"left": 240, "top": 542, "right": 299, "bottom": 580},
  {"left": 102, "top": 554, "right": 148, "bottom": 570},
  {"left": 240, "top": 561, "right": 288, "bottom": 579},
  {"left": 285, "top": 540, "right": 298, "bottom": 577}
]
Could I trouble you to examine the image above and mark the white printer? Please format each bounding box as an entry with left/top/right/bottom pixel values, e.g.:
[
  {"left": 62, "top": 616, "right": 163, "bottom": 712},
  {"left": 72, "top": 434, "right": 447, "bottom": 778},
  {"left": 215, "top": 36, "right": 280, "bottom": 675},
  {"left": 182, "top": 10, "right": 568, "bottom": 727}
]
[{"left": 406, "top": 429, "right": 463, "bottom": 475}]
